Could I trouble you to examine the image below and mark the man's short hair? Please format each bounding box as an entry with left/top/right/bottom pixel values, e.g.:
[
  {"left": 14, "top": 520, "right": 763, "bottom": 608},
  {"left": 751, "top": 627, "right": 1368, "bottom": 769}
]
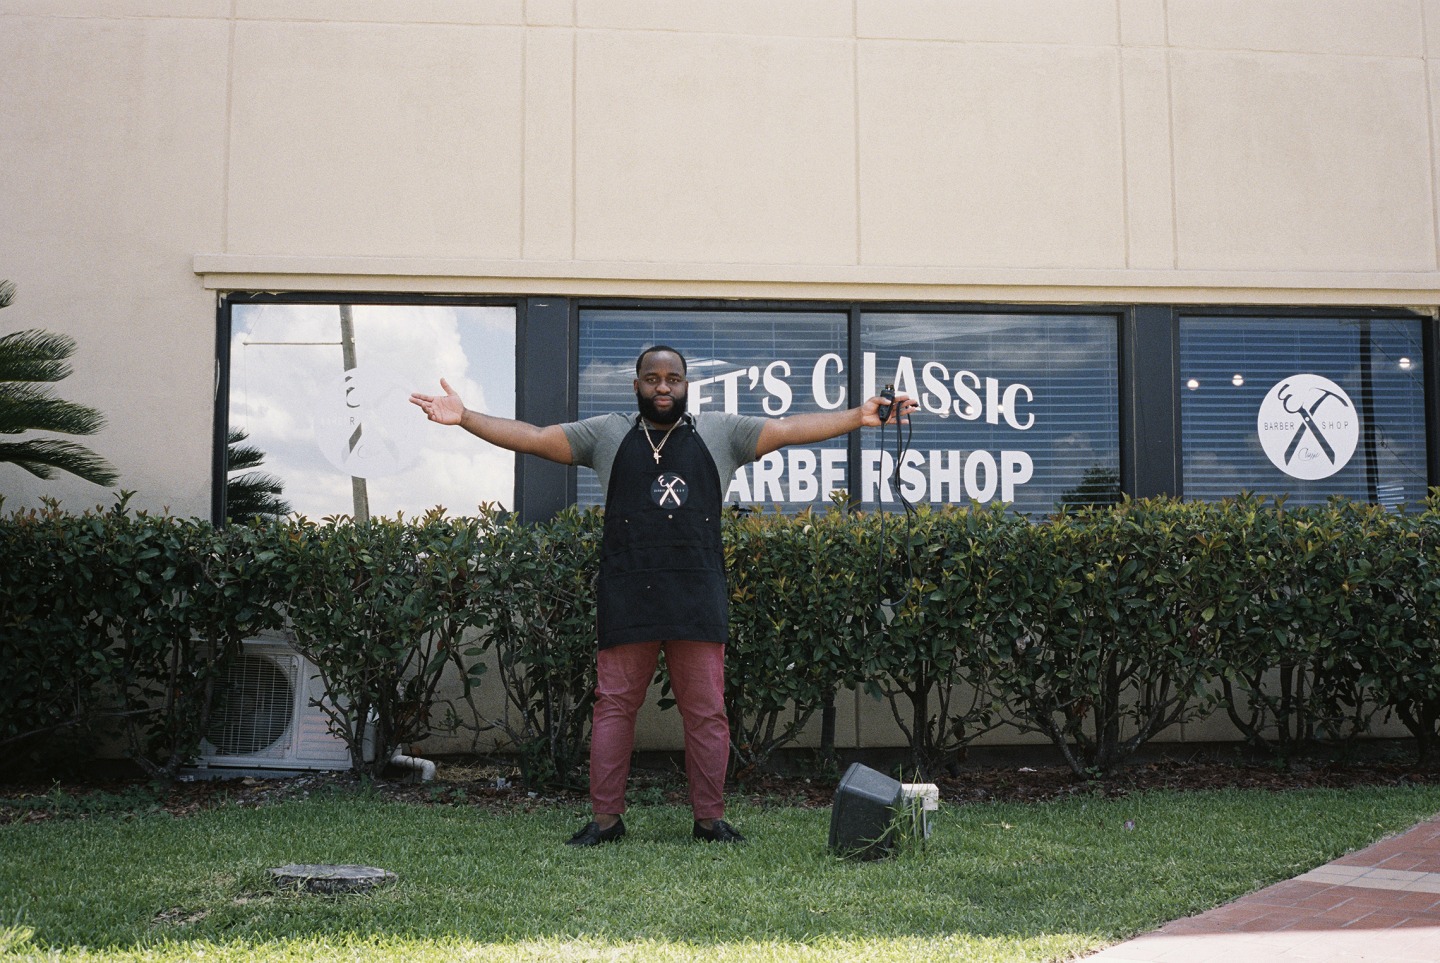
[{"left": 635, "top": 344, "right": 688, "bottom": 375}]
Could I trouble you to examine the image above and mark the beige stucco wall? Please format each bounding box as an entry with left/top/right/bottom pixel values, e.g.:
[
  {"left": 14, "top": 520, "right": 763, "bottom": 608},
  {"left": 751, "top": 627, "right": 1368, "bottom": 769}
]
[
  {"left": 1, "top": 1, "right": 1435, "bottom": 754},
  {"left": 4, "top": 0, "right": 1440, "bottom": 516}
]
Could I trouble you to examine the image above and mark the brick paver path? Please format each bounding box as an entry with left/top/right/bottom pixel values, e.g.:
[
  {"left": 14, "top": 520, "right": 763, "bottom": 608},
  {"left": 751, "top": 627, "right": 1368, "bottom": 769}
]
[{"left": 1084, "top": 815, "right": 1440, "bottom": 962}]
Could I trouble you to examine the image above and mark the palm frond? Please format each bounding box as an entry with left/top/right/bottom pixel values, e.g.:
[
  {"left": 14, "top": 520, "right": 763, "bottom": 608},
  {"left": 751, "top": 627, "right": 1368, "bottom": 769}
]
[
  {"left": 0, "top": 439, "right": 118, "bottom": 487},
  {"left": 0, "top": 328, "right": 77, "bottom": 383},
  {"left": 225, "top": 428, "right": 267, "bottom": 472},
  {"left": 224, "top": 428, "right": 291, "bottom": 522},
  {"left": 0, "top": 384, "right": 105, "bottom": 436},
  {"left": 0, "top": 286, "right": 116, "bottom": 488},
  {"left": 226, "top": 471, "right": 292, "bottom": 521}
]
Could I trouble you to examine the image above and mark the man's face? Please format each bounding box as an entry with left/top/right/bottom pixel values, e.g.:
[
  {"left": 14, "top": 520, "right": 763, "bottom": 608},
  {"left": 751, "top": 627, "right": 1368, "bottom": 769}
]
[{"left": 634, "top": 350, "right": 688, "bottom": 426}]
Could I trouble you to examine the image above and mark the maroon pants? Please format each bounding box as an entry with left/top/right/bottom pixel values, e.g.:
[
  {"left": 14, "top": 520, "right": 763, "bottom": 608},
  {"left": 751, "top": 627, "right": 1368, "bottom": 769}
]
[{"left": 590, "top": 640, "right": 729, "bottom": 820}]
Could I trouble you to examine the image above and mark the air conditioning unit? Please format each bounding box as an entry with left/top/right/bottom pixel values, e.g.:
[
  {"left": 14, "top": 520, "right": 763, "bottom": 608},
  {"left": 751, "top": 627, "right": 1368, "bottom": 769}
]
[{"left": 192, "top": 637, "right": 357, "bottom": 773}]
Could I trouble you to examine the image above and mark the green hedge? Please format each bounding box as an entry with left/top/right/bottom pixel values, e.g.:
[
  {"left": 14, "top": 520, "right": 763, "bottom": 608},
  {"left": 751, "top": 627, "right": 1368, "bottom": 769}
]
[
  {"left": 269, "top": 509, "right": 494, "bottom": 777},
  {"left": 0, "top": 495, "right": 283, "bottom": 777},
  {"left": 3, "top": 492, "right": 1439, "bottom": 783}
]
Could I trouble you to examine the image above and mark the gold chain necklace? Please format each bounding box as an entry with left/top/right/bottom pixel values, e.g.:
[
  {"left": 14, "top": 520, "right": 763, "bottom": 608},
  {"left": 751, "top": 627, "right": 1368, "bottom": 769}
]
[{"left": 641, "top": 418, "right": 680, "bottom": 464}]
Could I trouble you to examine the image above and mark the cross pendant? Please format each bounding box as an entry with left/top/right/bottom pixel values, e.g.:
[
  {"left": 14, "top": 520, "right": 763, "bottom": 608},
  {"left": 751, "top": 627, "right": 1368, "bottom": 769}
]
[{"left": 653, "top": 450, "right": 662, "bottom": 464}]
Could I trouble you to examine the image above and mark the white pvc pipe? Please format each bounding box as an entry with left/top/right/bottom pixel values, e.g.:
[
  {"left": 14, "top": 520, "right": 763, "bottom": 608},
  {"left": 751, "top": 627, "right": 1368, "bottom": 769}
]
[
  {"left": 390, "top": 751, "right": 437, "bottom": 781},
  {"left": 900, "top": 782, "right": 939, "bottom": 839}
]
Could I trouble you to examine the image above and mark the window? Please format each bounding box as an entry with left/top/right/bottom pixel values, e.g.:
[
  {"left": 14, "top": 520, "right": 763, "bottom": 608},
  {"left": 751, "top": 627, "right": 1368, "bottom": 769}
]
[
  {"left": 223, "top": 300, "right": 516, "bottom": 521},
  {"left": 861, "top": 311, "right": 1121, "bottom": 513},
  {"left": 577, "top": 307, "right": 848, "bottom": 511},
  {"left": 1179, "top": 315, "right": 1427, "bottom": 506},
  {"left": 574, "top": 306, "right": 1122, "bottom": 515},
  {"left": 217, "top": 298, "right": 1432, "bottom": 521}
]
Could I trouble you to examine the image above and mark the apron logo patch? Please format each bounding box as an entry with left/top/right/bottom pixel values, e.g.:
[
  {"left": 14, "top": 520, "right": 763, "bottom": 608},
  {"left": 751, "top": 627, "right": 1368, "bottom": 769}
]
[{"left": 650, "top": 473, "right": 689, "bottom": 508}]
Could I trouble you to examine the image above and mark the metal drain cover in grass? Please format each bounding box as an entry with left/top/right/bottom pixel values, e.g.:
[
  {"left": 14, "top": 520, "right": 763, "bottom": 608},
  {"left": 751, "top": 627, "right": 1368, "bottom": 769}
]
[{"left": 269, "top": 864, "right": 396, "bottom": 894}]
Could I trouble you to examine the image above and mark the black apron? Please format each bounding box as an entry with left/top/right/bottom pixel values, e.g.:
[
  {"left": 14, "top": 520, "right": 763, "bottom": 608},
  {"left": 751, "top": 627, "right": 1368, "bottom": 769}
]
[{"left": 597, "top": 415, "right": 728, "bottom": 649}]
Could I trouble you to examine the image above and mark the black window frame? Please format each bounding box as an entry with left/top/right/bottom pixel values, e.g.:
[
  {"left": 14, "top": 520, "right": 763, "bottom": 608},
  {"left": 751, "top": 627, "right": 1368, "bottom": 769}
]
[
  {"left": 215, "top": 295, "right": 1438, "bottom": 523},
  {"left": 212, "top": 291, "right": 530, "bottom": 525},
  {"left": 1170, "top": 304, "right": 1438, "bottom": 501}
]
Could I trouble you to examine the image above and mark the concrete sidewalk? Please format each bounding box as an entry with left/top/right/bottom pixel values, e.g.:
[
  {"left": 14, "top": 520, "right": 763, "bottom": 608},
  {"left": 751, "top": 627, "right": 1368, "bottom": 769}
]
[{"left": 1083, "top": 814, "right": 1440, "bottom": 962}]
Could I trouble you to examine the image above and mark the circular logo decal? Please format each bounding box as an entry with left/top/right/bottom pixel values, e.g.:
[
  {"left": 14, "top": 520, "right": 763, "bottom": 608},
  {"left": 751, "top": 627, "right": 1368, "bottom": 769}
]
[
  {"left": 314, "top": 367, "right": 423, "bottom": 479},
  {"left": 1256, "top": 375, "right": 1358, "bottom": 480},
  {"left": 650, "top": 473, "right": 689, "bottom": 508}
]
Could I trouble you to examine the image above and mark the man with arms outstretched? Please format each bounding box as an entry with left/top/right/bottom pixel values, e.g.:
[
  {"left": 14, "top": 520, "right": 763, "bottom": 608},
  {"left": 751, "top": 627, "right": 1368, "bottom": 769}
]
[{"left": 411, "top": 345, "right": 914, "bottom": 846}]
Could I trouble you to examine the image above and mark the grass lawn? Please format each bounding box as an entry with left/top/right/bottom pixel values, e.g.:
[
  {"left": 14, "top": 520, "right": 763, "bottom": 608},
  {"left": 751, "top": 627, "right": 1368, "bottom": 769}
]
[{"left": 3, "top": 784, "right": 1439, "bottom": 961}]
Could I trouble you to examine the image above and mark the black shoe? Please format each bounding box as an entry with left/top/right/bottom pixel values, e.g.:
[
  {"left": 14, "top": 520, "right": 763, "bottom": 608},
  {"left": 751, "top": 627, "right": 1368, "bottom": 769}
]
[
  {"left": 566, "top": 818, "right": 626, "bottom": 847},
  {"left": 693, "top": 819, "right": 745, "bottom": 843}
]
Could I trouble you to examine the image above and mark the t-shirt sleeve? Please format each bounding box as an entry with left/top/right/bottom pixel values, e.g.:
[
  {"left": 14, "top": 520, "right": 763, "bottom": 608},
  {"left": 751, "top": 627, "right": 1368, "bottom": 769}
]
[
  {"left": 561, "top": 416, "right": 608, "bottom": 469},
  {"left": 728, "top": 414, "right": 767, "bottom": 468}
]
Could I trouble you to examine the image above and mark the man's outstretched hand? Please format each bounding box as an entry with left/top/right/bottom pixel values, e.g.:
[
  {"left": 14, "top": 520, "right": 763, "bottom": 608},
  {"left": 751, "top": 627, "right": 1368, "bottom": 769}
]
[
  {"left": 861, "top": 393, "right": 919, "bottom": 427},
  {"left": 410, "top": 378, "right": 465, "bottom": 426}
]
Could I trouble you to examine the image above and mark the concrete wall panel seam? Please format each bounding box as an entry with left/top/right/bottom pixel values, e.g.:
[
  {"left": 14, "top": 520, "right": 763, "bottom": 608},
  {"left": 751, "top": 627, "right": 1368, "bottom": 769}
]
[{"left": 1425, "top": 2, "right": 1440, "bottom": 270}]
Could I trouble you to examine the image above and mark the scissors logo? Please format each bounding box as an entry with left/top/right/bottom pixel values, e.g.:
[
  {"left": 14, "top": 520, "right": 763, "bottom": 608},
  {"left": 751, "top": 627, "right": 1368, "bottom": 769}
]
[
  {"left": 1256, "top": 375, "right": 1358, "bottom": 481},
  {"left": 650, "top": 472, "right": 689, "bottom": 508}
]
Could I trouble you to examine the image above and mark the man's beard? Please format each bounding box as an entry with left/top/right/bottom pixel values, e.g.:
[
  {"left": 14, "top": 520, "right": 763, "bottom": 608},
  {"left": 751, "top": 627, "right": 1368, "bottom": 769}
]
[{"left": 636, "top": 390, "right": 687, "bottom": 426}]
